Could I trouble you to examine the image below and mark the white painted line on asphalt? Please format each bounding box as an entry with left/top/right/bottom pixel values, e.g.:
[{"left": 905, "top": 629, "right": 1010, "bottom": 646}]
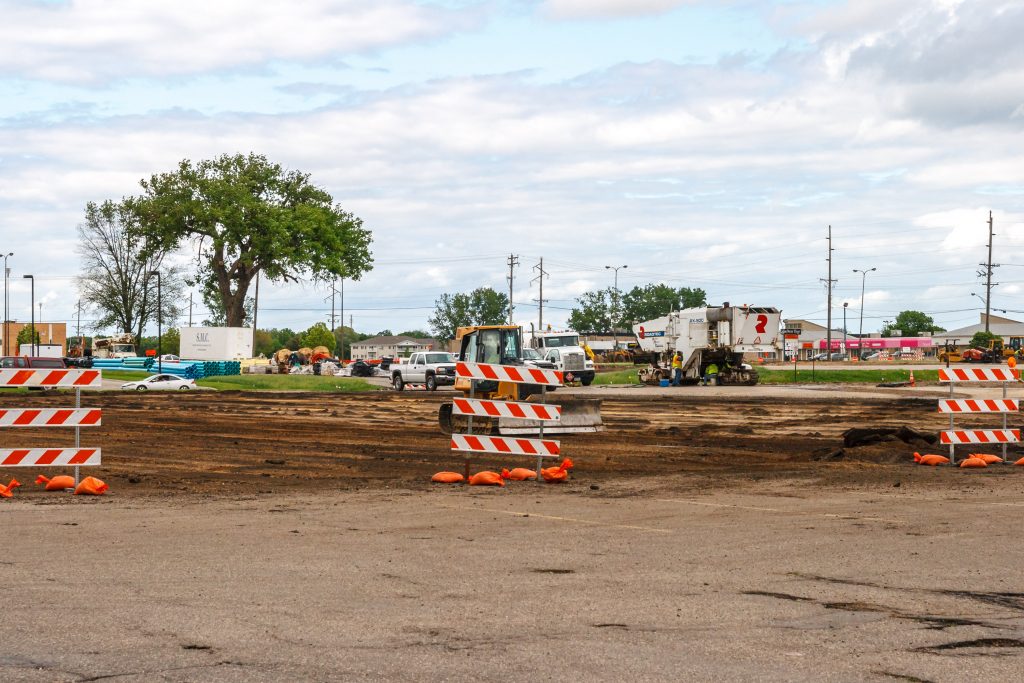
[
  {"left": 656, "top": 499, "right": 782, "bottom": 512},
  {"left": 436, "top": 503, "right": 672, "bottom": 534}
]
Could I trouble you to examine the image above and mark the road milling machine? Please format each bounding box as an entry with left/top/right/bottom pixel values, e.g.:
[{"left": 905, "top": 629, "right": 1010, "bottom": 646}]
[
  {"left": 632, "top": 303, "right": 781, "bottom": 386},
  {"left": 438, "top": 325, "right": 603, "bottom": 435}
]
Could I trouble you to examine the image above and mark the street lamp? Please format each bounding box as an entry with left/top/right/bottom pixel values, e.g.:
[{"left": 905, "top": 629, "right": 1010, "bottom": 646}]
[
  {"left": 22, "top": 274, "right": 34, "bottom": 357},
  {"left": 843, "top": 302, "right": 848, "bottom": 357},
  {"left": 2, "top": 252, "right": 11, "bottom": 355},
  {"left": 605, "top": 264, "right": 627, "bottom": 352},
  {"left": 148, "top": 271, "right": 162, "bottom": 373},
  {"left": 853, "top": 267, "right": 876, "bottom": 356}
]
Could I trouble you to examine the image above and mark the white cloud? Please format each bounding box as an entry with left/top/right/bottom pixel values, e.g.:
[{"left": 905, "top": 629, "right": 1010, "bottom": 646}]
[
  {"left": 542, "top": 0, "right": 694, "bottom": 20},
  {"left": 0, "top": 0, "right": 479, "bottom": 82}
]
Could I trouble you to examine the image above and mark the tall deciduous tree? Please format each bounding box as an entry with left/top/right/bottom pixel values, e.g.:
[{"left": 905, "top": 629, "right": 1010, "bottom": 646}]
[
  {"left": 428, "top": 287, "right": 510, "bottom": 342},
  {"left": 621, "top": 284, "right": 706, "bottom": 323},
  {"left": 568, "top": 288, "right": 613, "bottom": 334},
  {"left": 882, "top": 310, "right": 945, "bottom": 337},
  {"left": 76, "top": 200, "right": 184, "bottom": 340},
  {"left": 301, "top": 322, "right": 337, "bottom": 350},
  {"left": 134, "top": 153, "right": 373, "bottom": 327}
]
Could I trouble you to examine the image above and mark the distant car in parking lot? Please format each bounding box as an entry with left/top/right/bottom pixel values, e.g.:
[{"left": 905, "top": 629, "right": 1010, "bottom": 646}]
[
  {"left": 121, "top": 374, "right": 195, "bottom": 391},
  {"left": 157, "top": 354, "right": 180, "bottom": 363},
  {"left": 860, "top": 351, "right": 882, "bottom": 361}
]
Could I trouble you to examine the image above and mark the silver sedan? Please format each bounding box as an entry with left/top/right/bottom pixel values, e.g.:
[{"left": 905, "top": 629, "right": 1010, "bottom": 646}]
[{"left": 121, "top": 374, "right": 196, "bottom": 391}]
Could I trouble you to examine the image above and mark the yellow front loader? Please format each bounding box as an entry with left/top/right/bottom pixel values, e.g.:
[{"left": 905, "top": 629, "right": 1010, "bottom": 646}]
[{"left": 437, "top": 325, "right": 603, "bottom": 435}]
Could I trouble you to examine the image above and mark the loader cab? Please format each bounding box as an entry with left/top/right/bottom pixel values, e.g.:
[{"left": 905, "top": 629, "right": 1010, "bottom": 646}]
[{"left": 458, "top": 326, "right": 522, "bottom": 365}]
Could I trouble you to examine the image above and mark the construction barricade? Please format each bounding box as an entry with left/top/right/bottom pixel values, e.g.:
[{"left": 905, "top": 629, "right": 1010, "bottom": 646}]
[
  {"left": 450, "top": 361, "right": 563, "bottom": 482},
  {"left": 0, "top": 369, "right": 102, "bottom": 487},
  {"left": 938, "top": 366, "right": 1019, "bottom": 465}
]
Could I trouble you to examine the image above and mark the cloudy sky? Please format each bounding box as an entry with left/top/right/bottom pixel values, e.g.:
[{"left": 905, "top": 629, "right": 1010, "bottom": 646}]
[{"left": 2, "top": 0, "right": 1023, "bottom": 338}]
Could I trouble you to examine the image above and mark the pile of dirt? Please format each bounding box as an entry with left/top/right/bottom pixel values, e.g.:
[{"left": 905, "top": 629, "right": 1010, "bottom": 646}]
[{"left": 819, "top": 426, "right": 937, "bottom": 463}]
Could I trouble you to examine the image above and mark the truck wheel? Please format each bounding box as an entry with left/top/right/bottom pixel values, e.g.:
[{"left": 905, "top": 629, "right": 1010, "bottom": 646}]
[
  {"left": 393, "top": 375, "right": 404, "bottom": 391},
  {"left": 426, "top": 374, "right": 437, "bottom": 391},
  {"left": 581, "top": 375, "right": 594, "bottom": 386}
]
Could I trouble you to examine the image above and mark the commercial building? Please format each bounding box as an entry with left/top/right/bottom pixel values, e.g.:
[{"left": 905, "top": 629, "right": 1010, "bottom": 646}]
[
  {"left": 0, "top": 321, "right": 67, "bottom": 356},
  {"left": 933, "top": 313, "right": 1024, "bottom": 348}
]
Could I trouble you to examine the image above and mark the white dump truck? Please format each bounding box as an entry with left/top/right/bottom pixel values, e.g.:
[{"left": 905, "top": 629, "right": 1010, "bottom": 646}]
[
  {"left": 631, "top": 302, "right": 781, "bottom": 385},
  {"left": 528, "top": 330, "right": 595, "bottom": 386}
]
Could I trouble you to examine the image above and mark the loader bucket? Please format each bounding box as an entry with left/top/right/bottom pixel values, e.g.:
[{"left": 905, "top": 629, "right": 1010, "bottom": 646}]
[{"left": 497, "top": 397, "right": 603, "bottom": 435}]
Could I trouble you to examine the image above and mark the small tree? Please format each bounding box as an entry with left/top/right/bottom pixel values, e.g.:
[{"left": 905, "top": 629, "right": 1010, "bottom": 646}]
[
  {"left": 882, "top": 311, "right": 945, "bottom": 337},
  {"left": 16, "top": 326, "right": 40, "bottom": 349},
  {"left": 301, "top": 322, "right": 337, "bottom": 351},
  {"left": 568, "top": 289, "right": 614, "bottom": 334},
  {"left": 969, "top": 330, "right": 1000, "bottom": 349},
  {"left": 428, "top": 287, "right": 510, "bottom": 342}
]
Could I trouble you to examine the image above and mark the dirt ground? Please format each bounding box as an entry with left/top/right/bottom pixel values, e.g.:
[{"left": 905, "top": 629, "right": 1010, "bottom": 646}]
[{"left": 3, "top": 388, "right": 1024, "bottom": 681}]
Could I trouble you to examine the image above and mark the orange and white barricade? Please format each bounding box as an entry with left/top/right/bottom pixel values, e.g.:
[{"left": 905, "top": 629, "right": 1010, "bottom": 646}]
[
  {"left": 449, "top": 362, "right": 563, "bottom": 482},
  {"left": 938, "top": 365, "right": 1020, "bottom": 464},
  {"left": 0, "top": 369, "right": 102, "bottom": 487}
]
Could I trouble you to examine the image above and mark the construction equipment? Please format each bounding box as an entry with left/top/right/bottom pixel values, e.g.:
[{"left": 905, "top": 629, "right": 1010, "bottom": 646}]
[
  {"left": 91, "top": 333, "right": 136, "bottom": 359},
  {"left": 632, "top": 302, "right": 782, "bottom": 385},
  {"left": 437, "top": 325, "right": 603, "bottom": 435}
]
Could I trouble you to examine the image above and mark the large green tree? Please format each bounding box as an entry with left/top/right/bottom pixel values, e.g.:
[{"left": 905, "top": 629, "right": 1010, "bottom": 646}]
[
  {"left": 76, "top": 199, "right": 184, "bottom": 340},
  {"left": 882, "top": 310, "right": 945, "bottom": 337},
  {"left": 134, "top": 153, "right": 373, "bottom": 327},
  {"left": 568, "top": 283, "right": 707, "bottom": 334},
  {"left": 301, "top": 322, "right": 337, "bottom": 350},
  {"left": 428, "top": 287, "right": 510, "bottom": 342},
  {"left": 621, "top": 284, "right": 706, "bottom": 323}
]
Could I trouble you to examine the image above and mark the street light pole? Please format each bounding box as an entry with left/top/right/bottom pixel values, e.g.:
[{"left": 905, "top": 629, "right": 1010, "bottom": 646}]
[
  {"left": 605, "top": 264, "right": 627, "bottom": 353},
  {"left": 22, "top": 274, "right": 34, "bottom": 357},
  {"left": 3, "top": 252, "right": 11, "bottom": 355},
  {"left": 843, "top": 302, "right": 848, "bottom": 357},
  {"left": 148, "top": 271, "right": 162, "bottom": 373},
  {"left": 853, "top": 267, "right": 876, "bottom": 358}
]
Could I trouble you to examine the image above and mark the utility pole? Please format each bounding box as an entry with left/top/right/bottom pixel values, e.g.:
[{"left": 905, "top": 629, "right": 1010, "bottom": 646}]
[
  {"left": 820, "top": 225, "right": 836, "bottom": 356},
  {"left": 980, "top": 210, "right": 998, "bottom": 333},
  {"left": 506, "top": 253, "right": 519, "bottom": 324},
  {"left": 76, "top": 299, "right": 81, "bottom": 353},
  {"left": 532, "top": 258, "right": 549, "bottom": 332},
  {"left": 329, "top": 280, "right": 337, "bottom": 330},
  {"left": 188, "top": 292, "right": 193, "bottom": 327},
  {"left": 340, "top": 277, "right": 345, "bottom": 359},
  {"left": 252, "top": 272, "right": 260, "bottom": 357}
]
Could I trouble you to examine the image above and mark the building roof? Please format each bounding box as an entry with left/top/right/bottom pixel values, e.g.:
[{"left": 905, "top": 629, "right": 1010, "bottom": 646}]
[
  {"left": 351, "top": 335, "right": 440, "bottom": 348},
  {"left": 938, "top": 314, "right": 1024, "bottom": 340}
]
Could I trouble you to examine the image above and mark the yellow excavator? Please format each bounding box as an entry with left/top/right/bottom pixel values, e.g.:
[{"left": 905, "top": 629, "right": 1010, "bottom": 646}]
[{"left": 437, "top": 324, "right": 603, "bottom": 435}]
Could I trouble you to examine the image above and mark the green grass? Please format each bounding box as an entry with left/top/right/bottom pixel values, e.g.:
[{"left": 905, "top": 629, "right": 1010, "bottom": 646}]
[
  {"left": 592, "top": 368, "right": 642, "bottom": 385},
  {"left": 591, "top": 367, "right": 939, "bottom": 385},
  {"left": 100, "top": 368, "right": 374, "bottom": 392}
]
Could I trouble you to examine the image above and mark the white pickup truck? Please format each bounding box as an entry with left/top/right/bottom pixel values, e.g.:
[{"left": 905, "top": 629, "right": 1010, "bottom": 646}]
[{"left": 391, "top": 351, "right": 457, "bottom": 391}]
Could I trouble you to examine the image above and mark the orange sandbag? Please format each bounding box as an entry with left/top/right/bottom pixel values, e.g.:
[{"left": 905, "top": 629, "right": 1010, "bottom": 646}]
[
  {"left": 541, "top": 458, "right": 574, "bottom": 483},
  {"left": 969, "top": 453, "right": 1003, "bottom": 465},
  {"left": 468, "top": 471, "right": 505, "bottom": 487},
  {"left": 918, "top": 454, "right": 950, "bottom": 466},
  {"left": 0, "top": 478, "right": 21, "bottom": 498},
  {"left": 959, "top": 457, "right": 987, "bottom": 469},
  {"left": 73, "top": 476, "right": 108, "bottom": 495},
  {"left": 35, "top": 474, "right": 76, "bottom": 491},
  {"left": 431, "top": 471, "right": 464, "bottom": 484},
  {"left": 501, "top": 467, "right": 537, "bottom": 481},
  {"left": 913, "top": 451, "right": 923, "bottom": 463},
  {"left": 1015, "top": 457, "right": 1024, "bottom": 466}
]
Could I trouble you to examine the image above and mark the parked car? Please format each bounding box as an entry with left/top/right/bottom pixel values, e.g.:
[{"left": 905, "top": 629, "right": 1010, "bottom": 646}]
[
  {"left": 1, "top": 356, "right": 66, "bottom": 369},
  {"left": 121, "top": 374, "right": 195, "bottom": 391},
  {"left": 811, "top": 352, "right": 828, "bottom": 361},
  {"left": 522, "top": 347, "right": 557, "bottom": 370},
  {"left": 157, "top": 354, "right": 180, "bottom": 363},
  {"left": 860, "top": 351, "right": 882, "bottom": 361}
]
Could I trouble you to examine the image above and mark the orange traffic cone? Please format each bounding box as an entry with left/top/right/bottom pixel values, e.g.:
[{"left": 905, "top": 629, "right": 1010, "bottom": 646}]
[{"left": 909, "top": 371, "right": 916, "bottom": 387}]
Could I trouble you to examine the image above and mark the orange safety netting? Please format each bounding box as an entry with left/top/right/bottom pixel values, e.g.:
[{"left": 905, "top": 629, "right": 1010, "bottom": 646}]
[
  {"left": 501, "top": 467, "right": 537, "bottom": 481},
  {"left": 431, "top": 471, "right": 464, "bottom": 484},
  {"left": 0, "top": 479, "right": 22, "bottom": 498},
  {"left": 468, "top": 471, "right": 506, "bottom": 486},
  {"left": 74, "top": 476, "right": 108, "bottom": 495},
  {"left": 35, "top": 474, "right": 76, "bottom": 491}
]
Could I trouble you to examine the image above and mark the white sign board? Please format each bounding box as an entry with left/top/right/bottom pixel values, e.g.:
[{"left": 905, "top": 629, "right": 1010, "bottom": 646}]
[
  {"left": 179, "top": 327, "right": 253, "bottom": 360},
  {"left": 19, "top": 343, "right": 64, "bottom": 358}
]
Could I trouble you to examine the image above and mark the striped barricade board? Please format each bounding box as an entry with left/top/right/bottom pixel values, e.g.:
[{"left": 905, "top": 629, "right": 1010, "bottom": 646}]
[
  {"left": 0, "top": 369, "right": 102, "bottom": 387},
  {"left": 0, "top": 408, "right": 102, "bottom": 427},
  {"left": 939, "top": 367, "right": 1019, "bottom": 382},
  {"left": 455, "top": 361, "right": 562, "bottom": 387},
  {"left": 939, "top": 429, "right": 1021, "bottom": 445},
  {"left": 451, "top": 433, "right": 560, "bottom": 457},
  {"left": 1, "top": 448, "right": 101, "bottom": 466},
  {"left": 938, "top": 399, "right": 1018, "bottom": 414},
  {"left": 451, "top": 397, "right": 561, "bottom": 422}
]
